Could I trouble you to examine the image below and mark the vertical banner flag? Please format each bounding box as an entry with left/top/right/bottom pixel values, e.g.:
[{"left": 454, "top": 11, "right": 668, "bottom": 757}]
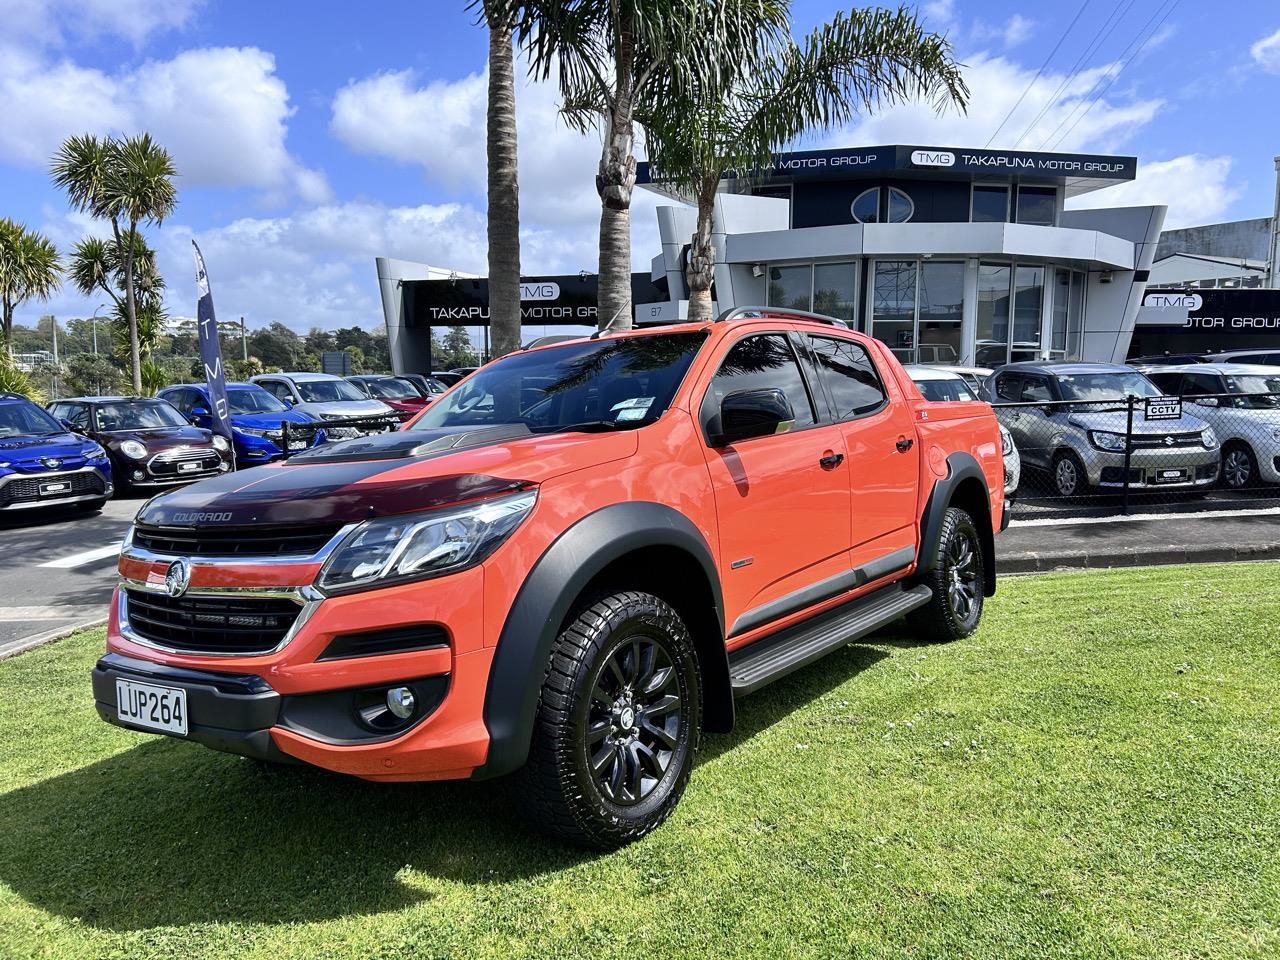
[{"left": 192, "top": 240, "right": 235, "bottom": 462}]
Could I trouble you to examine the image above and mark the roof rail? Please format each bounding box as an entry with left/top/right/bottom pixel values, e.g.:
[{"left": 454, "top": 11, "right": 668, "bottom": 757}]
[{"left": 715, "top": 306, "right": 851, "bottom": 329}]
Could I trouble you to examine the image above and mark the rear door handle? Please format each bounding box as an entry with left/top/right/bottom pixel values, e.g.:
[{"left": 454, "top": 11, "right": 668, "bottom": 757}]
[
  {"left": 819, "top": 453, "right": 844, "bottom": 469},
  {"left": 896, "top": 437, "right": 914, "bottom": 452}
]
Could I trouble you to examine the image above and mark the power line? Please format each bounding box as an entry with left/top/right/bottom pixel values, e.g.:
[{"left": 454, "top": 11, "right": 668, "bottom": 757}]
[
  {"left": 1043, "top": 0, "right": 1180, "bottom": 151},
  {"left": 1012, "top": 0, "right": 1138, "bottom": 149},
  {"left": 985, "top": 0, "right": 1092, "bottom": 148}
]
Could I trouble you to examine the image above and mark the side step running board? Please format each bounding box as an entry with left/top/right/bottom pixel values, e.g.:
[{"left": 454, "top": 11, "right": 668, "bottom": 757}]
[{"left": 728, "top": 583, "right": 933, "bottom": 696}]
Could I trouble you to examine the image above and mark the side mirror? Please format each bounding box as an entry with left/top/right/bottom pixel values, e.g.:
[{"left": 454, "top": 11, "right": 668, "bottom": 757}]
[
  {"left": 190, "top": 406, "right": 210, "bottom": 424},
  {"left": 59, "top": 418, "right": 81, "bottom": 434},
  {"left": 713, "top": 388, "right": 795, "bottom": 446}
]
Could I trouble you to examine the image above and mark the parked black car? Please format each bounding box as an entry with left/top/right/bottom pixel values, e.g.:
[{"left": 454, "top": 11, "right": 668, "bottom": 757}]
[{"left": 46, "top": 396, "right": 232, "bottom": 493}]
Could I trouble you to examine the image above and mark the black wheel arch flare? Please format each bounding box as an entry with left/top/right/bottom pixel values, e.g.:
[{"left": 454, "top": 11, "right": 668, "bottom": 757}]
[
  {"left": 474, "top": 501, "right": 731, "bottom": 780},
  {"left": 918, "top": 451, "right": 997, "bottom": 598}
]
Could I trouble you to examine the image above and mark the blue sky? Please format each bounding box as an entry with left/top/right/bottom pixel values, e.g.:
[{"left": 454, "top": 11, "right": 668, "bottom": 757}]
[{"left": 2, "top": 0, "right": 1279, "bottom": 332}]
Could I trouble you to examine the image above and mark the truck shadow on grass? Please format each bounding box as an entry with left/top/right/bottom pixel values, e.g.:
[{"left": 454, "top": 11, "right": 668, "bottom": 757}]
[{"left": 0, "top": 634, "right": 904, "bottom": 932}]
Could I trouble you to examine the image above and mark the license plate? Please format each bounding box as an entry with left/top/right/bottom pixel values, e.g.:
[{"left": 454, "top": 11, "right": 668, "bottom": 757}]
[
  {"left": 1154, "top": 468, "right": 1189, "bottom": 484},
  {"left": 39, "top": 481, "right": 69, "bottom": 495},
  {"left": 115, "top": 679, "right": 188, "bottom": 735},
  {"left": 179, "top": 461, "right": 201, "bottom": 472},
  {"left": 288, "top": 440, "right": 307, "bottom": 450}
]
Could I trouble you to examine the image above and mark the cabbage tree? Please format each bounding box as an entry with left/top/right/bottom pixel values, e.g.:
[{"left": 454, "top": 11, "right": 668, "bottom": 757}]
[{"left": 0, "top": 219, "right": 61, "bottom": 357}]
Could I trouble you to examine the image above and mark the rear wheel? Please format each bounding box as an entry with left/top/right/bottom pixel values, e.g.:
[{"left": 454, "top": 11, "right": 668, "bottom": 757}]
[
  {"left": 1221, "top": 441, "right": 1257, "bottom": 491},
  {"left": 909, "top": 507, "right": 985, "bottom": 644},
  {"left": 519, "top": 591, "right": 701, "bottom": 849}
]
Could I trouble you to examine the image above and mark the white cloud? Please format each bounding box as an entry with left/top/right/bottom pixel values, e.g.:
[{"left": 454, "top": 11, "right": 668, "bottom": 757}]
[
  {"left": 821, "top": 53, "right": 1161, "bottom": 153},
  {"left": 1251, "top": 28, "right": 1280, "bottom": 73},
  {"left": 1067, "top": 154, "right": 1243, "bottom": 230},
  {"left": 0, "top": 0, "right": 203, "bottom": 47},
  {"left": 0, "top": 45, "right": 328, "bottom": 204},
  {"left": 972, "top": 14, "right": 1034, "bottom": 49}
]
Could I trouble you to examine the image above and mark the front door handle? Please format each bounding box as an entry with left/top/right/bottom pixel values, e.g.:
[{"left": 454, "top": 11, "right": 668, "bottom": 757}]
[
  {"left": 819, "top": 452, "right": 844, "bottom": 469},
  {"left": 896, "top": 437, "right": 914, "bottom": 452}
]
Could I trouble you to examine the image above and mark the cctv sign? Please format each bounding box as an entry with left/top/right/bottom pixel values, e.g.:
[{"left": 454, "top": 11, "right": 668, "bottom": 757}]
[
  {"left": 1143, "top": 292, "right": 1203, "bottom": 310},
  {"left": 911, "top": 150, "right": 955, "bottom": 167}
]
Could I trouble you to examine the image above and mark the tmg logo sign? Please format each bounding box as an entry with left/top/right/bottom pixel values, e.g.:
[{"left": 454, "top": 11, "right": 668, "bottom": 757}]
[
  {"left": 910, "top": 150, "right": 955, "bottom": 167},
  {"left": 520, "top": 282, "right": 561, "bottom": 301}
]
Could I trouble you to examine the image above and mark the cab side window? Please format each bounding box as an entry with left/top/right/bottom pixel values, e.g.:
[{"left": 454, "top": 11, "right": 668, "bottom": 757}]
[
  {"left": 1021, "top": 377, "right": 1053, "bottom": 402},
  {"left": 260, "top": 380, "right": 293, "bottom": 403},
  {"left": 1145, "top": 372, "right": 1183, "bottom": 394},
  {"left": 993, "top": 374, "right": 1022, "bottom": 402},
  {"left": 709, "top": 334, "right": 816, "bottom": 429},
  {"left": 60, "top": 403, "right": 91, "bottom": 430},
  {"left": 1181, "top": 372, "right": 1223, "bottom": 396},
  {"left": 808, "top": 336, "right": 886, "bottom": 419}
]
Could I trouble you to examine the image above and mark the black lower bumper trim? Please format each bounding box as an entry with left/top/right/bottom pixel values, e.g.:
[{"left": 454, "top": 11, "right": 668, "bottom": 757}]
[{"left": 91, "top": 653, "right": 290, "bottom": 763}]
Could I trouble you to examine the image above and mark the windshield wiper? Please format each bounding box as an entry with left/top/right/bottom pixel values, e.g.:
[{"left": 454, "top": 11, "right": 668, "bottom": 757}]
[{"left": 546, "top": 420, "right": 628, "bottom": 434}]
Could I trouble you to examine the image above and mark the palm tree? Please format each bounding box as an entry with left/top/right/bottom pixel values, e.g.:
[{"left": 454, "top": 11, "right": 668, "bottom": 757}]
[
  {"left": 643, "top": 6, "right": 968, "bottom": 323},
  {"left": 0, "top": 219, "right": 62, "bottom": 356},
  {"left": 527, "top": 0, "right": 767, "bottom": 332},
  {"left": 68, "top": 232, "right": 169, "bottom": 380},
  {"left": 476, "top": 0, "right": 525, "bottom": 359},
  {"left": 51, "top": 133, "right": 177, "bottom": 393}
]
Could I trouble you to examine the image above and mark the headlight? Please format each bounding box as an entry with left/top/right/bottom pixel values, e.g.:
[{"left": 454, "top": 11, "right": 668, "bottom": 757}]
[
  {"left": 1202, "top": 428, "right": 1218, "bottom": 449},
  {"left": 1000, "top": 427, "right": 1013, "bottom": 457},
  {"left": 212, "top": 435, "right": 230, "bottom": 452},
  {"left": 120, "top": 440, "right": 147, "bottom": 460},
  {"left": 84, "top": 443, "right": 106, "bottom": 458},
  {"left": 317, "top": 489, "right": 537, "bottom": 594},
  {"left": 238, "top": 427, "right": 272, "bottom": 439},
  {"left": 1088, "top": 430, "right": 1126, "bottom": 452}
]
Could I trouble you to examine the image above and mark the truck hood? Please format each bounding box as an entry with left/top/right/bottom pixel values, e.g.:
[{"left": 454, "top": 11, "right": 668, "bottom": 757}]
[{"left": 136, "top": 423, "right": 638, "bottom": 527}]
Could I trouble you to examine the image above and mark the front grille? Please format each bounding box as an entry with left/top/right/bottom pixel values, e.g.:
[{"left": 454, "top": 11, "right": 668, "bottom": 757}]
[
  {"left": 148, "top": 449, "right": 222, "bottom": 477},
  {"left": 0, "top": 471, "right": 105, "bottom": 507},
  {"left": 1130, "top": 432, "right": 1204, "bottom": 448},
  {"left": 132, "top": 523, "right": 344, "bottom": 557},
  {"left": 124, "top": 590, "right": 302, "bottom": 655}
]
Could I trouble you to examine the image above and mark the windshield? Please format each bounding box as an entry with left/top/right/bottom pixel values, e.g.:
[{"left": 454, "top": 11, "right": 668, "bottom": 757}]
[
  {"left": 227, "top": 387, "right": 289, "bottom": 415},
  {"left": 1221, "top": 374, "right": 1280, "bottom": 408},
  {"left": 413, "top": 332, "right": 708, "bottom": 433},
  {"left": 913, "top": 377, "right": 977, "bottom": 402},
  {"left": 366, "top": 378, "right": 419, "bottom": 400},
  {"left": 1057, "top": 372, "right": 1161, "bottom": 401},
  {"left": 0, "top": 401, "right": 64, "bottom": 438},
  {"left": 96, "top": 400, "right": 189, "bottom": 431},
  {"left": 296, "top": 379, "right": 366, "bottom": 403}
]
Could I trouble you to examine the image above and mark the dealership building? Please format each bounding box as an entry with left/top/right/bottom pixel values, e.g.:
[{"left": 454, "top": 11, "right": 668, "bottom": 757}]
[{"left": 379, "top": 143, "right": 1185, "bottom": 371}]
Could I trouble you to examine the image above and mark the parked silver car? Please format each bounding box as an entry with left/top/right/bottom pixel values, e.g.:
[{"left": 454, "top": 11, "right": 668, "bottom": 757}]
[
  {"left": 905, "top": 365, "right": 1020, "bottom": 500},
  {"left": 989, "top": 362, "right": 1219, "bottom": 497},
  {"left": 1140, "top": 363, "right": 1280, "bottom": 489},
  {"left": 250, "top": 372, "right": 394, "bottom": 439}
]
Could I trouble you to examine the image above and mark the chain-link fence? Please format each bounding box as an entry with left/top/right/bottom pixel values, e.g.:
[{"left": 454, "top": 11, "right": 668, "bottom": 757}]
[{"left": 994, "top": 393, "right": 1280, "bottom": 516}]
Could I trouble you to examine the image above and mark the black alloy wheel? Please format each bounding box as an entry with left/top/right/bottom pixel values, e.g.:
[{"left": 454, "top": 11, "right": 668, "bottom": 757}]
[{"left": 909, "top": 506, "right": 986, "bottom": 643}]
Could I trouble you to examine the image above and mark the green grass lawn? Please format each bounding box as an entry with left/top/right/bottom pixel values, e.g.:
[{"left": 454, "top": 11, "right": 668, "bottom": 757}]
[{"left": 1, "top": 563, "right": 1277, "bottom": 959}]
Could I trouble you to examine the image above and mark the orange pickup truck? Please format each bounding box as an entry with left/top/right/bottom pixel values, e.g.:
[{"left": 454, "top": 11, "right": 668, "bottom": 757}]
[{"left": 93, "top": 308, "right": 1006, "bottom": 848}]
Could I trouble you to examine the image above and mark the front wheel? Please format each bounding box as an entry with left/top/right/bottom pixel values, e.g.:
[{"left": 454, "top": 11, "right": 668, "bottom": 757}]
[
  {"left": 908, "top": 507, "right": 986, "bottom": 644},
  {"left": 1221, "top": 441, "right": 1258, "bottom": 491},
  {"left": 1051, "top": 449, "right": 1088, "bottom": 499},
  {"left": 519, "top": 591, "right": 701, "bottom": 849}
]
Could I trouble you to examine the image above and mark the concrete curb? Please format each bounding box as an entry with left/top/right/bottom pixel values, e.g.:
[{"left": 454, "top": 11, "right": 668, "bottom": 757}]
[
  {"left": 0, "top": 616, "right": 108, "bottom": 661},
  {"left": 998, "top": 542, "right": 1280, "bottom": 575}
]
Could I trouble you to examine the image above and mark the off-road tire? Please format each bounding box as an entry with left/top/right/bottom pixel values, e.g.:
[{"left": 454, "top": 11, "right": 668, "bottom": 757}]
[
  {"left": 518, "top": 591, "right": 701, "bottom": 850},
  {"left": 1050, "top": 449, "right": 1088, "bottom": 499},
  {"left": 908, "top": 507, "right": 985, "bottom": 644}
]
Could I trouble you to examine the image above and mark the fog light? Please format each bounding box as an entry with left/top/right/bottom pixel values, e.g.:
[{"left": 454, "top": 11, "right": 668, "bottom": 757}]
[
  {"left": 386, "top": 686, "right": 416, "bottom": 719},
  {"left": 132, "top": 469, "right": 145, "bottom": 480},
  {"left": 218, "top": 461, "right": 231, "bottom": 471}
]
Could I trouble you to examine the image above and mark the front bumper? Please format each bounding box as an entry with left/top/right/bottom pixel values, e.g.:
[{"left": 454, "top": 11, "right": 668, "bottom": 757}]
[
  {"left": 1081, "top": 445, "right": 1220, "bottom": 489},
  {"left": 101, "top": 560, "right": 494, "bottom": 781},
  {"left": 0, "top": 465, "right": 112, "bottom": 510},
  {"left": 124, "top": 448, "right": 228, "bottom": 487}
]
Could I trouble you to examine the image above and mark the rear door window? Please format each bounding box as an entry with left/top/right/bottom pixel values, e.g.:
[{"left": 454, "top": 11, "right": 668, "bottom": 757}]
[
  {"left": 807, "top": 336, "right": 887, "bottom": 419},
  {"left": 709, "top": 333, "right": 816, "bottom": 429}
]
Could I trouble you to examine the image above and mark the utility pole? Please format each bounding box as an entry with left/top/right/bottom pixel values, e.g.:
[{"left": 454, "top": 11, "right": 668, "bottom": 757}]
[
  {"left": 50, "top": 315, "right": 59, "bottom": 399},
  {"left": 92, "top": 303, "right": 105, "bottom": 355},
  {"left": 241, "top": 316, "right": 248, "bottom": 361}
]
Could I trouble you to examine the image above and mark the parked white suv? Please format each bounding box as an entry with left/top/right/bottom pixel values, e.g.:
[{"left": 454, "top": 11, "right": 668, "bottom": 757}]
[
  {"left": 250, "top": 372, "right": 394, "bottom": 438},
  {"left": 1140, "top": 363, "right": 1280, "bottom": 489}
]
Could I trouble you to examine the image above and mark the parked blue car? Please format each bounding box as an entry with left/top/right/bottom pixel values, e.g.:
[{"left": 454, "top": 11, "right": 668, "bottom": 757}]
[
  {"left": 157, "top": 382, "right": 326, "bottom": 465},
  {"left": 0, "top": 392, "right": 113, "bottom": 513}
]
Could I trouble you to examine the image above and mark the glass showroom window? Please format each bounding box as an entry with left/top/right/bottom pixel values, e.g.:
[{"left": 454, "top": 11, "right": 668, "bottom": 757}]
[
  {"left": 812, "top": 262, "right": 857, "bottom": 324},
  {"left": 767, "top": 264, "right": 812, "bottom": 311},
  {"left": 971, "top": 184, "right": 1009, "bottom": 222},
  {"left": 1010, "top": 266, "right": 1044, "bottom": 362},
  {"left": 851, "top": 187, "right": 880, "bottom": 224},
  {"left": 975, "top": 264, "right": 1012, "bottom": 368},
  {"left": 915, "top": 262, "right": 964, "bottom": 364},
  {"left": 871, "top": 261, "right": 917, "bottom": 361},
  {"left": 1051, "top": 268, "right": 1087, "bottom": 360},
  {"left": 1015, "top": 186, "right": 1057, "bottom": 226}
]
